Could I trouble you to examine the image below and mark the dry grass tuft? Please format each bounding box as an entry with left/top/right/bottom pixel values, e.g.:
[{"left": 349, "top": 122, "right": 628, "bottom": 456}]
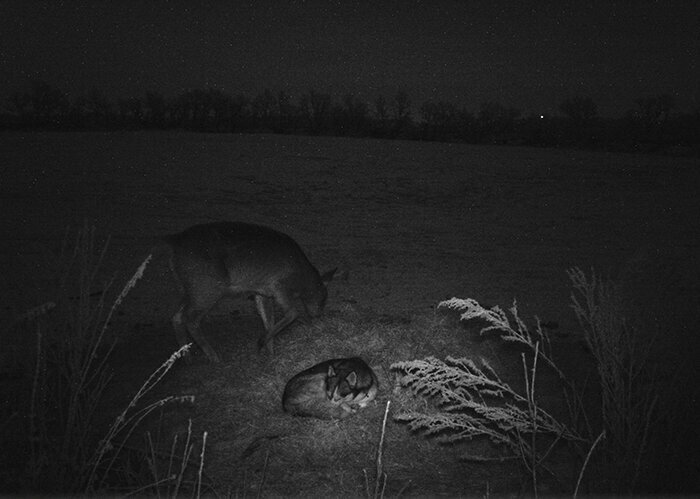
[{"left": 0, "top": 225, "right": 204, "bottom": 496}]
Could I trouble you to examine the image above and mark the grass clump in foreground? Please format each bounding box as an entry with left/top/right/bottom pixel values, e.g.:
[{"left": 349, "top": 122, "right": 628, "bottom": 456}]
[
  {"left": 391, "top": 266, "right": 670, "bottom": 496},
  {"left": 0, "top": 225, "right": 208, "bottom": 496}
]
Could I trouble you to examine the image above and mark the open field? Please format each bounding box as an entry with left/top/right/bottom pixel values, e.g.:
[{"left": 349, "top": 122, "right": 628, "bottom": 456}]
[{"left": 1, "top": 131, "right": 699, "bottom": 495}]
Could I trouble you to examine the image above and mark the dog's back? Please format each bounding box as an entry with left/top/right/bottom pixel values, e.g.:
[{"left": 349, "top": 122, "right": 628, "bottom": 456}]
[
  {"left": 282, "top": 364, "right": 345, "bottom": 419},
  {"left": 282, "top": 357, "right": 378, "bottom": 420}
]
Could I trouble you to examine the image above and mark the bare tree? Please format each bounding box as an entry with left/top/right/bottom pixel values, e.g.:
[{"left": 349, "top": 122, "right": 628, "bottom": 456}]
[
  {"left": 340, "top": 93, "right": 369, "bottom": 135},
  {"left": 560, "top": 95, "right": 598, "bottom": 125},
  {"left": 117, "top": 97, "right": 143, "bottom": 127},
  {"left": 478, "top": 101, "right": 521, "bottom": 141},
  {"left": 144, "top": 91, "right": 166, "bottom": 127},
  {"left": 392, "top": 90, "right": 411, "bottom": 122},
  {"left": 252, "top": 89, "right": 278, "bottom": 130},
  {"left": 299, "top": 89, "right": 332, "bottom": 133},
  {"left": 24, "top": 81, "right": 70, "bottom": 124},
  {"left": 634, "top": 94, "right": 675, "bottom": 127},
  {"left": 374, "top": 94, "right": 388, "bottom": 121}
]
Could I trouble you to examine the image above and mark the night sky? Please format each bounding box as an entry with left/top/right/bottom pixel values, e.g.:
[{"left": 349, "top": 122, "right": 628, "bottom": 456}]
[{"left": 1, "top": 1, "right": 698, "bottom": 117}]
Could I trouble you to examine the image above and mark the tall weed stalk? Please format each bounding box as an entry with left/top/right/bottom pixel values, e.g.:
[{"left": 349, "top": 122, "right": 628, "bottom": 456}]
[
  {"left": 86, "top": 344, "right": 196, "bottom": 494},
  {"left": 568, "top": 267, "right": 660, "bottom": 492},
  {"left": 23, "top": 225, "right": 150, "bottom": 492}
]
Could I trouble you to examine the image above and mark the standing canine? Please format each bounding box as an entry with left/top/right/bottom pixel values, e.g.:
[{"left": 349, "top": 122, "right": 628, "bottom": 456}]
[{"left": 165, "top": 221, "right": 335, "bottom": 362}]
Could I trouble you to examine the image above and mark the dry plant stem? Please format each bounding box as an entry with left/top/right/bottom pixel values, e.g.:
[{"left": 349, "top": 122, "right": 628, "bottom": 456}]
[
  {"left": 78, "top": 254, "right": 151, "bottom": 412},
  {"left": 87, "top": 343, "right": 191, "bottom": 492},
  {"left": 144, "top": 432, "right": 160, "bottom": 497},
  {"left": 173, "top": 419, "right": 193, "bottom": 498},
  {"left": 28, "top": 324, "right": 45, "bottom": 481},
  {"left": 60, "top": 227, "right": 112, "bottom": 485},
  {"left": 257, "top": 450, "right": 270, "bottom": 499},
  {"left": 485, "top": 300, "right": 562, "bottom": 380},
  {"left": 393, "top": 355, "right": 579, "bottom": 446},
  {"left": 103, "top": 395, "right": 194, "bottom": 492},
  {"left": 7, "top": 300, "right": 55, "bottom": 328},
  {"left": 125, "top": 476, "right": 176, "bottom": 497},
  {"left": 81, "top": 253, "right": 151, "bottom": 390},
  {"left": 568, "top": 267, "right": 659, "bottom": 492},
  {"left": 197, "top": 431, "right": 208, "bottom": 499},
  {"left": 20, "top": 226, "right": 153, "bottom": 493},
  {"left": 393, "top": 297, "right": 589, "bottom": 493},
  {"left": 27, "top": 226, "right": 115, "bottom": 489},
  {"left": 574, "top": 430, "right": 606, "bottom": 499},
  {"left": 522, "top": 343, "right": 566, "bottom": 492},
  {"left": 440, "top": 297, "right": 591, "bottom": 446},
  {"left": 77, "top": 242, "right": 150, "bottom": 487},
  {"left": 374, "top": 400, "right": 391, "bottom": 499},
  {"left": 396, "top": 480, "right": 411, "bottom": 497},
  {"left": 439, "top": 299, "right": 588, "bottom": 439},
  {"left": 168, "top": 434, "right": 179, "bottom": 491},
  {"left": 523, "top": 347, "right": 539, "bottom": 496}
]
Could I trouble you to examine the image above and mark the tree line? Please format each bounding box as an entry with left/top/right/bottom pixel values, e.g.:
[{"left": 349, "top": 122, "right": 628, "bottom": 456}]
[{"left": 2, "top": 81, "right": 699, "bottom": 156}]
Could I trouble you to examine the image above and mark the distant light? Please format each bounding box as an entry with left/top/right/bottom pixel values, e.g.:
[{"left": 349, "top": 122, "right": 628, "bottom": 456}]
[{"left": 540, "top": 115, "right": 545, "bottom": 119}]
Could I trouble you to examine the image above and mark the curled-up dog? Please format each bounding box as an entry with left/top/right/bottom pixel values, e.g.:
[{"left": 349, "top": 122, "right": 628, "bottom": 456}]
[{"left": 282, "top": 357, "right": 378, "bottom": 420}]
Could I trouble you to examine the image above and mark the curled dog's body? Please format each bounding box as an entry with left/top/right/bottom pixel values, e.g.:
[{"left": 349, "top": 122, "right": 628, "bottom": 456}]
[{"left": 282, "top": 357, "right": 378, "bottom": 419}]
